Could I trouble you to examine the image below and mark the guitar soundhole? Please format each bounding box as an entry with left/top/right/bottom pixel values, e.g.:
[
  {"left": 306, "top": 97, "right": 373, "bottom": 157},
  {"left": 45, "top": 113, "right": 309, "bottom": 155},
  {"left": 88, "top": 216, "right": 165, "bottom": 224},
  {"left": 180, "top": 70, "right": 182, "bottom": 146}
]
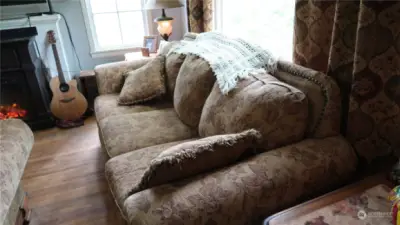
[{"left": 59, "top": 83, "right": 70, "bottom": 92}]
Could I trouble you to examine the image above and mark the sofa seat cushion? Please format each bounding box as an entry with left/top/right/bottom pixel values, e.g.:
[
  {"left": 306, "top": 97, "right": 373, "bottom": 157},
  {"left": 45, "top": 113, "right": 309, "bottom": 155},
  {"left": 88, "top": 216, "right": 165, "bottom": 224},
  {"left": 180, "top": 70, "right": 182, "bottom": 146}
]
[
  {"left": 123, "top": 136, "right": 358, "bottom": 225},
  {"left": 0, "top": 119, "right": 33, "bottom": 225},
  {"left": 94, "top": 94, "right": 172, "bottom": 121},
  {"left": 98, "top": 108, "right": 198, "bottom": 157},
  {"left": 105, "top": 139, "right": 198, "bottom": 217}
]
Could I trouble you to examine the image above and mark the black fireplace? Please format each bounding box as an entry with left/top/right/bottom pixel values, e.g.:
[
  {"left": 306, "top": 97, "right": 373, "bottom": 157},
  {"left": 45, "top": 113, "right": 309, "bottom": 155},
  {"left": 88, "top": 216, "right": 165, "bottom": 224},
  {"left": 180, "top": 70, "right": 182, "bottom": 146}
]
[{"left": 0, "top": 27, "right": 54, "bottom": 130}]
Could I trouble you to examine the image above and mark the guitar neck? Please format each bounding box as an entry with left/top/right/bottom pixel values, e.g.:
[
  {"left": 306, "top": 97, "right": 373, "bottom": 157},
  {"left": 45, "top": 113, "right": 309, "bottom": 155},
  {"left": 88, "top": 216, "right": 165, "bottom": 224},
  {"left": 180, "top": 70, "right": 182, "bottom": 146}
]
[{"left": 51, "top": 43, "right": 66, "bottom": 84}]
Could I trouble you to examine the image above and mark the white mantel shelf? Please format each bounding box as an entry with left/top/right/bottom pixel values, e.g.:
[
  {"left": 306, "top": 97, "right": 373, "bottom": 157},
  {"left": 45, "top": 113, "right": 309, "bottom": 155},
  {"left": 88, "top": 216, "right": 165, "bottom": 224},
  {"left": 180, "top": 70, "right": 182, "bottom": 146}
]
[
  {"left": 0, "top": 14, "right": 61, "bottom": 29},
  {"left": 0, "top": 14, "right": 78, "bottom": 81}
]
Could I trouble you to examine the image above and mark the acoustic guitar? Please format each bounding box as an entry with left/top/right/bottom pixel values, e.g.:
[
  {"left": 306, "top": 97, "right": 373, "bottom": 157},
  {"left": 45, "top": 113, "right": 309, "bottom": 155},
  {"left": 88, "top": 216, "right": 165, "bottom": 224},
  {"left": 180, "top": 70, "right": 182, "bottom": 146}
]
[{"left": 47, "top": 30, "right": 88, "bottom": 121}]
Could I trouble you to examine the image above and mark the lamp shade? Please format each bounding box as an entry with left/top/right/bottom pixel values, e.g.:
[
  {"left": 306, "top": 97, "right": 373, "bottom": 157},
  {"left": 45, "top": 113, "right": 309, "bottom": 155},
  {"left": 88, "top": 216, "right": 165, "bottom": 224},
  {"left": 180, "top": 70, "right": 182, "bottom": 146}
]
[
  {"left": 144, "top": 0, "right": 184, "bottom": 10},
  {"left": 156, "top": 20, "right": 173, "bottom": 40}
]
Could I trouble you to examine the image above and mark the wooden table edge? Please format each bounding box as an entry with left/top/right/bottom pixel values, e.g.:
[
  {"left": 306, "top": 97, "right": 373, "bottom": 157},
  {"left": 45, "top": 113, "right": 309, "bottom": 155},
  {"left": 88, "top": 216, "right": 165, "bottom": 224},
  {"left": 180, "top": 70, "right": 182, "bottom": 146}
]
[{"left": 264, "top": 173, "right": 394, "bottom": 225}]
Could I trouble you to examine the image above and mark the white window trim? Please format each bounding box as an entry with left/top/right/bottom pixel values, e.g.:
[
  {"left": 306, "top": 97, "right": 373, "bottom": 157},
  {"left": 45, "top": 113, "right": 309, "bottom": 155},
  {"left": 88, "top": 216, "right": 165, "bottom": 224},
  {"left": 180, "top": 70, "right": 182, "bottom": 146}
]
[
  {"left": 80, "top": 0, "right": 153, "bottom": 58},
  {"left": 212, "top": 0, "right": 222, "bottom": 31}
]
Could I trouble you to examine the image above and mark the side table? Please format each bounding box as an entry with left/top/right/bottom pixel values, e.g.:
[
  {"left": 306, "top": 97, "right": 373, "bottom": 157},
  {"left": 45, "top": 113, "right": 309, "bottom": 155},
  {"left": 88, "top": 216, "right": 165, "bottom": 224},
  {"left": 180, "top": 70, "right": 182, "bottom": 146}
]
[
  {"left": 124, "top": 52, "right": 157, "bottom": 61},
  {"left": 79, "top": 70, "right": 98, "bottom": 115}
]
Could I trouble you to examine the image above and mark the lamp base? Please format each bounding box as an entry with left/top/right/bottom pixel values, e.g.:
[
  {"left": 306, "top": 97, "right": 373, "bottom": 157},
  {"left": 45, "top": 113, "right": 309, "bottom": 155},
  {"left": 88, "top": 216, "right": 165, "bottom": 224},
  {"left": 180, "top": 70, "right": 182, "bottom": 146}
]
[{"left": 160, "top": 33, "right": 170, "bottom": 41}]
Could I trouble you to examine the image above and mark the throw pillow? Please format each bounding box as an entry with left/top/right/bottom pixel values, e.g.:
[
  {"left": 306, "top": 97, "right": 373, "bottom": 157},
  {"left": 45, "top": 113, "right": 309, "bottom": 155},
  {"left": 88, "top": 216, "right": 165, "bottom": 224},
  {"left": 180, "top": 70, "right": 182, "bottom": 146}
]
[
  {"left": 173, "top": 55, "right": 216, "bottom": 128},
  {"left": 134, "top": 129, "right": 261, "bottom": 192},
  {"left": 118, "top": 56, "right": 166, "bottom": 105},
  {"left": 199, "top": 73, "right": 309, "bottom": 150}
]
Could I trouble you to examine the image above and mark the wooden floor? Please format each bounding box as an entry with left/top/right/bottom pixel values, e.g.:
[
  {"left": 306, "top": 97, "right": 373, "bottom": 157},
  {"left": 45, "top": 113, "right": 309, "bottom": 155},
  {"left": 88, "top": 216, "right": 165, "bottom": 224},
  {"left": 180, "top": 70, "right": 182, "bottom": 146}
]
[{"left": 22, "top": 117, "right": 125, "bottom": 225}]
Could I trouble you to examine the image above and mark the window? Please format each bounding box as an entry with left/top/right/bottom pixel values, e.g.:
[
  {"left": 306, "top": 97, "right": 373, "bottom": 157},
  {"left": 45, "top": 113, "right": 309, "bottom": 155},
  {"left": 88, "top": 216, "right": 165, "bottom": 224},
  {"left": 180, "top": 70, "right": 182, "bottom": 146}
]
[
  {"left": 214, "top": 0, "right": 295, "bottom": 61},
  {"left": 81, "top": 0, "right": 151, "bottom": 57}
]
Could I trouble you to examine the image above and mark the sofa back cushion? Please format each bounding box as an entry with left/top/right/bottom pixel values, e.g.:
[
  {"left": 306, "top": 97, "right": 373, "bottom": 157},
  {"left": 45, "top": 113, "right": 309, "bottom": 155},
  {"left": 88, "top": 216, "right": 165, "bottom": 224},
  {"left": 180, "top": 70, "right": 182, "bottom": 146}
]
[
  {"left": 173, "top": 55, "right": 216, "bottom": 128},
  {"left": 199, "top": 73, "right": 309, "bottom": 150},
  {"left": 274, "top": 61, "right": 341, "bottom": 138},
  {"left": 164, "top": 34, "right": 198, "bottom": 98},
  {"left": 165, "top": 53, "right": 186, "bottom": 98}
]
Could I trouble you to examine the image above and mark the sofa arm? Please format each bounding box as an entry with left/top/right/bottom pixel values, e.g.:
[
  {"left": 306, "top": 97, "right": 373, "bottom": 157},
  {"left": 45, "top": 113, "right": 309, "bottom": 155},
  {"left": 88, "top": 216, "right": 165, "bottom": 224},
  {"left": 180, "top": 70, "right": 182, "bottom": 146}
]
[
  {"left": 95, "top": 58, "right": 152, "bottom": 95},
  {"left": 123, "top": 136, "right": 358, "bottom": 225},
  {"left": 0, "top": 119, "right": 33, "bottom": 225}
]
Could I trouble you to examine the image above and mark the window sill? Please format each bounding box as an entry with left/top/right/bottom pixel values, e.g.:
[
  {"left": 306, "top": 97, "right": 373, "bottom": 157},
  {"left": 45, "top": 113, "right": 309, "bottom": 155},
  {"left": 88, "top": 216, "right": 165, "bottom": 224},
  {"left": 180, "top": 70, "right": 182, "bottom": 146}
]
[{"left": 91, "top": 47, "right": 141, "bottom": 58}]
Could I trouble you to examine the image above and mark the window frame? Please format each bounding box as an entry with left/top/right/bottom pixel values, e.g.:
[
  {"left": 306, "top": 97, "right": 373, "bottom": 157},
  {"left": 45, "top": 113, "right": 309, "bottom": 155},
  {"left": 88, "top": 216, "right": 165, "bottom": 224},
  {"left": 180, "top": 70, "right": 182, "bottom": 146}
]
[
  {"left": 212, "top": 0, "right": 222, "bottom": 31},
  {"left": 80, "top": 0, "right": 153, "bottom": 58}
]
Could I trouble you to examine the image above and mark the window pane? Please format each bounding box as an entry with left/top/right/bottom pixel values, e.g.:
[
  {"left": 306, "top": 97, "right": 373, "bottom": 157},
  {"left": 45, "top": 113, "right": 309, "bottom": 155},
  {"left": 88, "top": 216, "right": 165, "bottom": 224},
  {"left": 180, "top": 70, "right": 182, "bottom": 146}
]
[
  {"left": 90, "top": 0, "right": 117, "bottom": 13},
  {"left": 119, "top": 12, "right": 145, "bottom": 45},
  {"left": 117, "top": 0, "right": 142, "bottom": 11},
  {"left": 93, "top": 13, "right": 122, "bottom": 48},
  {"left": 220, "top": 0, "right": 295, "bottom": 61}
]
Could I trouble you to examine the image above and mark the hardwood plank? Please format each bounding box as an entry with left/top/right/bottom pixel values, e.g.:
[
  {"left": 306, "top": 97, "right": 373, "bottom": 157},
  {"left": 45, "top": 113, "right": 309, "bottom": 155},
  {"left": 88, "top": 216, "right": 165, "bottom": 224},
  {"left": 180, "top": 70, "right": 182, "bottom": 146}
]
[
  {"left": 22, "top": 117, "right": 125, "bottom": 225},
  {"left": 23, "top": 147, "right": 107, "bottom": 179}
]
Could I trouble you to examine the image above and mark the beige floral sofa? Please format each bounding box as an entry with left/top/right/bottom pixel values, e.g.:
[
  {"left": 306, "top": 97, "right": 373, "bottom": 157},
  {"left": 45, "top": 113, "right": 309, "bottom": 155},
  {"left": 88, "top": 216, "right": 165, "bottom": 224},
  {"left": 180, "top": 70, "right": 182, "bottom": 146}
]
[
  {"left": 0, "top": 119, "right": 34, "bottom": 225},
  {"left": 94, "top": 39, "right": 359, "bottom": 224}
]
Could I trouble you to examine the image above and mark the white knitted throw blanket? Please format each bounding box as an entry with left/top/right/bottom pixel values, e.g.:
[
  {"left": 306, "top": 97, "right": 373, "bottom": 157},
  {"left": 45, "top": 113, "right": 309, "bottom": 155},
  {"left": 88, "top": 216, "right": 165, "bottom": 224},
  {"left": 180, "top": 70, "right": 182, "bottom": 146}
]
[{"left": 170, "top": 32, "right": 277, "bottom": 94}]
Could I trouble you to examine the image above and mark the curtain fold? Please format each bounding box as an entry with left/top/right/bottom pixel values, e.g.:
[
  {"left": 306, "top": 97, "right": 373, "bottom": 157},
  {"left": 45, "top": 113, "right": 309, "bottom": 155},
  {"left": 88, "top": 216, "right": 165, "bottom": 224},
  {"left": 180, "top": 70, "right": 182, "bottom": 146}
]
[
  {"left": 294, "top": 0, "right": 400, "bottom": 162},
  {"left": 186, "top": 0, "right": 213, "bottom": 33}
]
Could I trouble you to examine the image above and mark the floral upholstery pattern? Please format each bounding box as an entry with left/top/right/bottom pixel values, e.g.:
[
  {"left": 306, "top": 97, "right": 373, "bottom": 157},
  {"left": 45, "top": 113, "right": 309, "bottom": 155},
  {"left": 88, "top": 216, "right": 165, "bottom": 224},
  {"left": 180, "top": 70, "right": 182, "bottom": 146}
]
[
  {"left": 0, "top": 119, "right": 33, "bottom": 225},
  {"left": 274, "top": 61, "right": 342, "bottom": 138},
  {"left": 123, "top": 136, "right": 358, "bottom": 225},
  {"left": 98, "top": 109, "right": 198, "bottom": 158},
  {"left": 118, "top": 56, "right": 166, "bottom": 105},
  {"left": 283, "top": 185, "right": 392, "bottom": 225},
  {"left": 105, "top": 139, "right": 198, "bottom": 218},
  {"left": 94, "top": 94, "right": 172, "bottom": 121},
  {"left": 174, "top": 55, "right": 216, "bottom": 128},
  {"left": 95, "top": 58, "right": 152, "bottom": 95},
  {"left": 3, "top": 184, "right": 24, "bottom": 225},
  {"left": 199, "top": 73, "right": 309, "bottom": 150}
]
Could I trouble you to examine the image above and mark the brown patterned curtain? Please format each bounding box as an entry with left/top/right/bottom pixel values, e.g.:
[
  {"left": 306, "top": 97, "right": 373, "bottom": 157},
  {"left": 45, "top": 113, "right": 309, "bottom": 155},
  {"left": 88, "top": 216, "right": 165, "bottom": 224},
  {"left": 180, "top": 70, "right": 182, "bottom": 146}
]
[
  {"left": 294, "top": 0, "right": 400, "bottom": 162},
  {"left": 186, "top": 0, "right": 213, "bottom": 33}
]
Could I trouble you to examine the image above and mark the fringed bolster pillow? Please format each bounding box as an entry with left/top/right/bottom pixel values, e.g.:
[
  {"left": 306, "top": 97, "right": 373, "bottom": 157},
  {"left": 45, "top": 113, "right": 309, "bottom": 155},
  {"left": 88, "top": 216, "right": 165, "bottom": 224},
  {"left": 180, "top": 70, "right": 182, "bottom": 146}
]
[{"left": 130, "top": 129, "right": 261, "bottom": 194}]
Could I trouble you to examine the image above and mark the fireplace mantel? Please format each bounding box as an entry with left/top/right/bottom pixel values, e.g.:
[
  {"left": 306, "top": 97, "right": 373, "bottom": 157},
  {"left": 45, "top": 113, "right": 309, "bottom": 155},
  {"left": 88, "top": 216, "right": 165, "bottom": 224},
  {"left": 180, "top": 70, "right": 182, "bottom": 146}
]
[
  {"left": 0, "top": 26, "right": 54, "bottom": 129},
  {"left": 0, "top": 14, "right": 78, "bottom": 81}
]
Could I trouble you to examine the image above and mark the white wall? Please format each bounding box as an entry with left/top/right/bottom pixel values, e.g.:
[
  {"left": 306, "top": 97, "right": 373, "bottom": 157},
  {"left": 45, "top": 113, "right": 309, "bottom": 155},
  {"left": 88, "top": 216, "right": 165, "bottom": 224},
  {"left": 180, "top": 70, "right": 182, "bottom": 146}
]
[
  {"left": 51, "top": 0, "right": 187, "bottom": 70},
  {"left": 0, "top": 0, "right": 187, "bottom": 71}
]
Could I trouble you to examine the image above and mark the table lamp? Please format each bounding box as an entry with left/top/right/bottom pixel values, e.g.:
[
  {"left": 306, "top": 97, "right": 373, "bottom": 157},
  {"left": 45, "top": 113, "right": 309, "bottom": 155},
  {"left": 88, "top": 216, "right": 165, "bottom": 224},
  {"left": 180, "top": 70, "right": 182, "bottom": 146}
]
[{"left": 145, "top": 0, "right": 184, "bottom": 41}]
